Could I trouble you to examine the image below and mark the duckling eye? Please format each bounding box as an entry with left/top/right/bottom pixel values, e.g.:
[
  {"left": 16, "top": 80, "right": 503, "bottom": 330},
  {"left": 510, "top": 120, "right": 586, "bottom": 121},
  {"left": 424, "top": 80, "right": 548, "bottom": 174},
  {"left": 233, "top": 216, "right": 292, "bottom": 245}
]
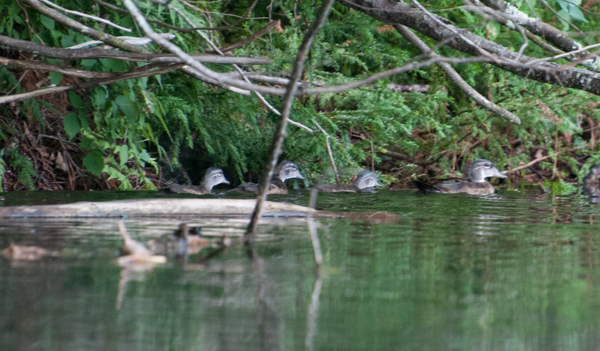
[{"left": 484, "top": 163, "right": 491, "bottom": 168}]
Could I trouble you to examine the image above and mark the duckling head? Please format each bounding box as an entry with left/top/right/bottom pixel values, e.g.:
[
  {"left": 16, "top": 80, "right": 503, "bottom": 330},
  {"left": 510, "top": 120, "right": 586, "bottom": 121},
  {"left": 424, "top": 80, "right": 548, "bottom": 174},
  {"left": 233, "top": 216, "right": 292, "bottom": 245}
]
[
  {"left": 353, "top": 170, "right": 382, "bottom": 190},
  {"left": 466, "top": 159, "right": 507, "bottom": 183},
  {"left": 275, "top": 161, "right": 305, "bottom": 182},
  {"left": 202, "top": 168, "right": 230, "bottom": 192}
]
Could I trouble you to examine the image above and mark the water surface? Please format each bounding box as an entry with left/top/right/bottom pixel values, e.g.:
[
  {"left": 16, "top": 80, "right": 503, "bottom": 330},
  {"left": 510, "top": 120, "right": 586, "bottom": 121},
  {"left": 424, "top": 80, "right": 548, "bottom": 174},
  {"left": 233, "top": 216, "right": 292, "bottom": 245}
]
[{"left": 1, "top": 189, "right": 600, "bottom": 351}]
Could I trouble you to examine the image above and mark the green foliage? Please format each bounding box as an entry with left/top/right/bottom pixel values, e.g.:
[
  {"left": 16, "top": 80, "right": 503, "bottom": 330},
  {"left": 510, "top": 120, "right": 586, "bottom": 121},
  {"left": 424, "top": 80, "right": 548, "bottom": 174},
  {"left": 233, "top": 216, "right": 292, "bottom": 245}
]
[
  {"left": 1, "top": 0, "right": 599, "bottom": 190},
  {"left": 543, "top": 179, "right": 578, "bottom": 195},
  {"left": 6, "top": 147, "right": 37, "bottom": 190}
]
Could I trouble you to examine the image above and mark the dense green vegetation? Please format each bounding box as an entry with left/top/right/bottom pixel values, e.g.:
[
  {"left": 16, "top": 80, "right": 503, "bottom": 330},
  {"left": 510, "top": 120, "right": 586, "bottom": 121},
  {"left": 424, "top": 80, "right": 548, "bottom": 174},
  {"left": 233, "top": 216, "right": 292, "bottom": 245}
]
[{"left": 0, "top": 0, "right": 599, "bottom": 191}]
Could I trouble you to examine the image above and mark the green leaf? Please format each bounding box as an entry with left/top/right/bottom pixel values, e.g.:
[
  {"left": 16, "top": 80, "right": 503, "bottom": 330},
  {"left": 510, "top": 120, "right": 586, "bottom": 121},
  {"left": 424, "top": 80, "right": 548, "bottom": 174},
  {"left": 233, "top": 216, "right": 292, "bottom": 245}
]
[
  {"left": 81, "top": 59, "right": 96, "bottom": 70},
  {"left": 68, "top": 92, "right": 84, "bottom": 109},
  {"left": 556, "top": 0, "right": 570, "bottom": 11},
  {"left": 119, "top": 145, "right": 129, "bottom": 166},
  {"left": 568, "top": 6, "right": 587, "bottom": 22},
  {"left": 9, "top": 3, "right": 23, "bottom": 24},
  {"left": 115, "top": 95, "right": 138, "bottom": 123},
  {"left": 40, "top": 15, "right": 55, "bottom": 30},
  {"left": 49, "top": 72, "right": 62, "bottom": 85},
  {"left": 79, "top": 137, "right": 92, "bottom": 149},
  {"left": 83, "top": 150, "right": 105, "bottom": 176},
  {"left": 92, "top": 87, "right": 108, "bottom": 109},
  {"left": 63, "top": 113, "right": 81, "bottom": 139},
  {"left": 556, "top": 9, "right": 571, "bottom": 31},
  {"left": 139, "top": 149, "right": 151, "bottom": 163},
  {"left": 61, "top": 34, "right": 74, "bottom": 48}
]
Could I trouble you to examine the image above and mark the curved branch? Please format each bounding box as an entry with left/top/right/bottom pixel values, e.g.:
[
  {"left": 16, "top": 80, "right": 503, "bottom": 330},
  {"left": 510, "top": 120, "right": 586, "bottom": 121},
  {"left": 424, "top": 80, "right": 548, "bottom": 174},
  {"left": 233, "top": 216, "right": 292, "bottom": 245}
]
[
  {"left": 469, "top": 1, "right": 600, "bottom": 71},
  {"left": 0, "top": 64, "right": 183, "bottom": 105},
  {"left": 39, "top": 0, "right": 132, "bottom": 32},
  {"left": 395, "top": 24, "right": 521, "bottom": 124},
  {"left": 0, "top": 56, "right": 114, "bottom": 78},
  {"left": 336, "top": 0, "right": 600, "bottom": 95},
  {"left": 0, "top": 35, "right": 271, "bottom": 64},
  {"left": 23, "top": 0, "right": 146, "bottom": 53}
]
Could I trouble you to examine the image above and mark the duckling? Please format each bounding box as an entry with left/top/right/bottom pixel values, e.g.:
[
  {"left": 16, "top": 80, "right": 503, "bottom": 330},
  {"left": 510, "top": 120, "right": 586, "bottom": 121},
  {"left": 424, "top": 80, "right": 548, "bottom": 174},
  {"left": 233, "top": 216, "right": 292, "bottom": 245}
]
[
  {"left": 413, "top": 159, "right": 507, "bottom": 195},
  {"left": 232, "top": 160, "right": 305, "bottom": 195},
  {"left": 147, "top": 223, "right": 210, "bottom": 255},
  {"left": 316, "top": 170, "right": 382, "bottom": 193},
  {"left": 166, "top": 167, "right": 229, "bottom": 195},
  {"left": 583, "top": 165, "right": 600, "bottom": 196}
]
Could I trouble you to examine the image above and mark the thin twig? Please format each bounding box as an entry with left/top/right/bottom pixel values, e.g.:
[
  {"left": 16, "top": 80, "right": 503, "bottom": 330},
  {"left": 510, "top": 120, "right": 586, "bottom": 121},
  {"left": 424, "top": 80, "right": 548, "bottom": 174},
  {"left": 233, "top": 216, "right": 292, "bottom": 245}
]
[
  {"left": 23, "top": 0, "right": 146, "bottom": 53},
  {"left": 504, "top": 148, "right": 579, "bottom": 174},
  {"left": 168, "top": 4, "right": 313, "bottom": 131},
  {"left": 395, "top": 24, "right": 521, "bottom": 124},
  {"left": 40, "top": 0, "right": 132, "bottom": 32},
  {"left": 314, "top": 121, "right": 340, "bottom": 184},
  {"left": 244, "top": 0, "right": 336, "bottom": 239},
  {"left": 0, "top": 64, "right": 182, "bottom": 104},
  {"left": 539, "top": 0, "right": 584, "bottom": 34},
  {"left": 529, "top": 42, "right": 600, "bottom": 65}
]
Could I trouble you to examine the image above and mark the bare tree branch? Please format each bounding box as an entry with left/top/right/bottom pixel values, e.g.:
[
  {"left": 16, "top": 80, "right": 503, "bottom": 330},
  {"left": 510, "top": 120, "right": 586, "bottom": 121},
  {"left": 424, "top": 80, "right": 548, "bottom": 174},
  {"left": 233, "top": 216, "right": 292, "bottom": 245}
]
[
  {"left": 94, "top": 0, "right": 241, "bottom": 32},
  {"left": 394, "top": 24, "right": 521, "bottom": 124},
  {"left": 336, "top": 0, "right": 600, "bottom": 95},
  {"left": 476, "top": 0, "right": 600, "bottom": 70},
  {"left": 39, "top": 0, "right": 132, "bottom": 32},
  {"left": 0, "top": 64, "right": 183, "bottom": 105},
  {"left": 23, "top": 0, "right": 146, "bottom": 53},
  {"left": 217, "top": 20, "right": 281, "bottom": 54},
  {"left": 0, "top": 56, "right": 114, "bottom": 79},
  {"left": 0, "top": 35, "right": 271, "bottom": 64},
  {"left": 245, "top": 0, "right": 336, "bottom": 238}
]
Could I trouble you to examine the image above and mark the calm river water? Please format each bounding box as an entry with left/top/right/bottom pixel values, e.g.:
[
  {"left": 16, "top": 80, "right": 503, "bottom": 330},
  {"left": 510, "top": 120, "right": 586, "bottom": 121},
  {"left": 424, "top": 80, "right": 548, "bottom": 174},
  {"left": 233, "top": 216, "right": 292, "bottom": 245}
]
[{"left": 1, "top": 189, "right": 600, "bottom": 351}]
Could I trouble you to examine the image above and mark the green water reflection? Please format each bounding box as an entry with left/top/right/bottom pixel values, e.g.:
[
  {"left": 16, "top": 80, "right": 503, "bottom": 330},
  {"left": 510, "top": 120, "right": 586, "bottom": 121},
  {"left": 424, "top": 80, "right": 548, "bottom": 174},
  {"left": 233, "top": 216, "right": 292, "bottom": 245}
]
[{"left": 2, "top": 190, "right": 600, "bottom": 350}]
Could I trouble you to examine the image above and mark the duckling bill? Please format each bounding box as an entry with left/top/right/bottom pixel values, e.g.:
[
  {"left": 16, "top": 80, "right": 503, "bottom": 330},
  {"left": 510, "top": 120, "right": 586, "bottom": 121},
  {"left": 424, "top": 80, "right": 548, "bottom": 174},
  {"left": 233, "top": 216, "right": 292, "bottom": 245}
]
[
  {"left": 166, "top": 168, "right": 229, "bottom": 195},
  {"left": 316, "top": 170, "right": 382, "bottom": 193},
  {"left": 232, "top": 161, "right": 305, "bottom": 195},
  {"left": 414, "top": 159, "right": 507, "bottom": 195}
]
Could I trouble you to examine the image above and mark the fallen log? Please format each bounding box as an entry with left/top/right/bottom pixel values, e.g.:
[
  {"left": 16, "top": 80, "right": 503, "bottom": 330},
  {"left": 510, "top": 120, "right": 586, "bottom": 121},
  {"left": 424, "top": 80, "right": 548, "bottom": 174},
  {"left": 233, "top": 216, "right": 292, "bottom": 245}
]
[{"left": 0, "top": 199, "right": 315, "bottom": 218}]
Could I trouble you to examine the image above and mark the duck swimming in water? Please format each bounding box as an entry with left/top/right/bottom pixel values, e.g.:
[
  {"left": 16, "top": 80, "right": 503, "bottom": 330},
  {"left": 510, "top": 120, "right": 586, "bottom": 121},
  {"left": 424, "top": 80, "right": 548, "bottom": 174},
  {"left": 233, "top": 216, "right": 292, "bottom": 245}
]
[
  {"left": 232, "top": 161, "right": 305, "bottom": 195},
  {"left": 413, "top": 159, "right": 507, "bottom": 195},
  {"left": 316, "top": 170, "right": 382, "bottom": 193},
  {"left": 166, "top": 168, "right": 229, "bottom": 195},
  {"left": 583, "top": 165, "right": 600, "bottom": 196}
]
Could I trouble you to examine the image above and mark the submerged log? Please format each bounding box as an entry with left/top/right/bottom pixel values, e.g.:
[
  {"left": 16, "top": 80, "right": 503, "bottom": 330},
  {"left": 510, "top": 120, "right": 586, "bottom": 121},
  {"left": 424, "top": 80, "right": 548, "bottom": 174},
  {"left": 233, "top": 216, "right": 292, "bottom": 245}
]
[{"left": 0, "top": 199, "right": 315, "bottom": 218}]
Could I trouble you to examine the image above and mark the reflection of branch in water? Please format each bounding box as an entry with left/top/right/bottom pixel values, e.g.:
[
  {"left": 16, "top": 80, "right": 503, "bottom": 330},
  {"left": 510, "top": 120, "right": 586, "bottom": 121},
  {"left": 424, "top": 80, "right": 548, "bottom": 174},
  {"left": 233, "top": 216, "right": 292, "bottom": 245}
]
[
  {"left": 307, "top": 189, "right": 323, "bottom": 268},
  {"left": 306, "top": 189, "right": 324, "bottom": 351},
  {"left": 251, "top": 250, "right": 282, "bottom": 351},
  {"left": 305, "top": 271, "right": 323, "bottom": 351}
]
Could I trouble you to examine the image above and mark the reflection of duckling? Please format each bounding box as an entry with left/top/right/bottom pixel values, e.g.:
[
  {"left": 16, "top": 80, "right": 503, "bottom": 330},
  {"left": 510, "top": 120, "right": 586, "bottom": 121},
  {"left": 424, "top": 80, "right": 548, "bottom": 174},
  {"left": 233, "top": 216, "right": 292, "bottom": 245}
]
[
  {"left": 413, "top": 159, "right": 507, "bottom": 195},
  {"left": 232, "top": 161, "right": 305, "bottom": 195},
  {"left": 316, "top": 170, "right": 382, "bottom": 193},
  {"left": 166, "top": 168, "right": 230, "bottom": 195},
  {"left": 583, "top": 165, "right": 600, "bottom": 196},
  {"left": 2, "top": 243, "right": 49, "bottom": 260},
  {"left": 180, "top": 223, "right": 210, "bottom": 254}
]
